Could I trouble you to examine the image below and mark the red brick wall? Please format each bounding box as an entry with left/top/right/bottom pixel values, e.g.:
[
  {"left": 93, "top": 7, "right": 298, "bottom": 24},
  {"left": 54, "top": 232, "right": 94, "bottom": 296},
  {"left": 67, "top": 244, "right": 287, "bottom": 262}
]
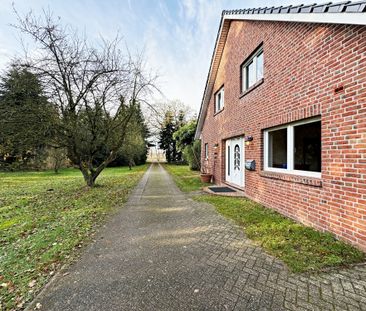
[{"left": 201, "top": 20, "right": 366, "bottom": 251}]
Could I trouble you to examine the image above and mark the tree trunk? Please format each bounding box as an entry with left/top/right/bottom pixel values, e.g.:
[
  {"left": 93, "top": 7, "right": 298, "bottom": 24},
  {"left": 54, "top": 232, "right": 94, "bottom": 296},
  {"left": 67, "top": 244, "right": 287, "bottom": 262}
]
[
  {"left": 86, "top": 174, "right": 97, "bottom": 187},
  {"left": 79, "top": 153, "right": 115, "bottom": 187},
  {"left": 79, "top": 166, "right": 96, "bottom": 187}
]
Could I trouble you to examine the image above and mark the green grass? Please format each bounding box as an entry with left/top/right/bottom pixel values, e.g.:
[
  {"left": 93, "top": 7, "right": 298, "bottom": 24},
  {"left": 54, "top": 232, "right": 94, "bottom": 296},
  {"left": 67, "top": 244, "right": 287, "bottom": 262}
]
[
  {"left": 194, "top": 195, "right": 365, "bottom": 273},
  {"left": 0, "top": 165, "right": 147, "bottom": 310},
  {"left": 164, "top": 165, "right": 365, "bottom": 272},
  {"left": 163, "top": 164, "right": 210, "bottom": 192}
]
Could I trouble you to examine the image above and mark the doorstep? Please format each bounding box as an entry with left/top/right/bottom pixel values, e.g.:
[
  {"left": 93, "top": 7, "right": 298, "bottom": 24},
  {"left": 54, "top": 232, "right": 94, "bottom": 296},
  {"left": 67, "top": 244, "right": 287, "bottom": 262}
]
[{"left": 203, "top": 185, "right": 246, "bottom": 197}]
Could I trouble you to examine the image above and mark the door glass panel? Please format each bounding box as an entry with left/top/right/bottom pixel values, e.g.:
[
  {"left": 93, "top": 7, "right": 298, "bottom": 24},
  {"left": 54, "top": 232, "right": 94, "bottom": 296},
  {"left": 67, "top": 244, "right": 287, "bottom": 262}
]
[
  {"left": 227, "top": 146, "right": 230, "bottom": 176},
  {"left": 234, "top": 144, "right": 240, "bottom": 170}
]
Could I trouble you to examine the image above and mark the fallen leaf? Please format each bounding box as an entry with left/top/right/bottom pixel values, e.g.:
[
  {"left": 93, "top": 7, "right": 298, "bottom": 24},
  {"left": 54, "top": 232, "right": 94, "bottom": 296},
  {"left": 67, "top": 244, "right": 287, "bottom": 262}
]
[
  {"left": 35, "top": 302, "right": 42, "bottom": 309},
  {"left": 28, "top": 280, "right": 36, "bottom": 288},
  {"left": 17, "top": 301, "right": 25, "bottom": 308}
]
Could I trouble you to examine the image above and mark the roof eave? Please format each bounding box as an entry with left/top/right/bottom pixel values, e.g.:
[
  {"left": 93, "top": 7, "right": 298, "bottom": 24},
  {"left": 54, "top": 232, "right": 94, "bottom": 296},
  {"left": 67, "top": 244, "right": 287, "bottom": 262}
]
[
  {"left": 225, "top": 12, "right": 366, "bottom": 25},
  {"left": 194, "top": 16, "right": 230, "bottom": 139}
]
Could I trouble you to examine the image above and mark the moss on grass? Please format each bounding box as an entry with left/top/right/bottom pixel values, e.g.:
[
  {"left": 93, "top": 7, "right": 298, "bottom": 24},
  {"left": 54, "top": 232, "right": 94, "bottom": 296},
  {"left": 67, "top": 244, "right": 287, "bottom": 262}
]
[{"left": 194, "top": 195, "right": 365, "bottom": 273}]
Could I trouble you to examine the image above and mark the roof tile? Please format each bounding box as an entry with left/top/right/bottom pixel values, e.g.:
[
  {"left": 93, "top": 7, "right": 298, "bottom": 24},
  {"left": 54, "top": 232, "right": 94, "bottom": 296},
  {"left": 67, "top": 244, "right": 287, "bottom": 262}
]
[
  {"left": 223, "top": 1, "right": 366, "bottom": 16},
  {"left": 345, "top": 1, "right": 366, "bottom": 12},
  {"left": 289, "top": 5, "right": 304, "bottom": 13}
]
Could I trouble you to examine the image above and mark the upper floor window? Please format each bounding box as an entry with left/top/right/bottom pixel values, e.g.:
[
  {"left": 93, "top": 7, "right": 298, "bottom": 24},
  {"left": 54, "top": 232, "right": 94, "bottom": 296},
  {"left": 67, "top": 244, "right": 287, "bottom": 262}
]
[
  {"left": 263, "top": 117, "right": 321, "bottom": 178},
  {"left": 215, "top": 86, "right": 224, "bottom": 113},
  {"left": 241, "top": 46, "right": 263, "bottom": 92}
]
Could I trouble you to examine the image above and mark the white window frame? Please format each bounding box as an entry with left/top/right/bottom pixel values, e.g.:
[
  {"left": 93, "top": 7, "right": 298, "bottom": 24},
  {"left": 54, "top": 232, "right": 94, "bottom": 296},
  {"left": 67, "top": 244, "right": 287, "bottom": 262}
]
[
  {"left": 204, "top": 143, "right": 209, "bottom": 159},
  {"left": 263, "top": 117, "right": 321, "bottom": 178},
  {"left": 242, "top": 47, "right": 263, "bottom": 92},
  {"left": 215, "top": 86, "right": 224, "bottom": 113}
]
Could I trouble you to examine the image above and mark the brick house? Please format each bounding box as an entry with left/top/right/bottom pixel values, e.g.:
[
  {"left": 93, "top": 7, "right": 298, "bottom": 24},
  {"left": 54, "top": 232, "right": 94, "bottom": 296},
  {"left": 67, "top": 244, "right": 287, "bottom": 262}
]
[{"left": 195, "top": 2, "right": 366, "bottom": 251}]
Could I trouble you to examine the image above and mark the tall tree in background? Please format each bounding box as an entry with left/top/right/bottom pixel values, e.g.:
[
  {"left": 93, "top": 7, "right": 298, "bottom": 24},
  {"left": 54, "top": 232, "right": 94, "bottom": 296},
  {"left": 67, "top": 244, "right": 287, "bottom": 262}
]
[
  {"left": 14, "top": 10, "right": 156, "bottom": 186},
  {"left": 173, "top": 120, "right": 200, "bottom": 170},
  {"left": 0, "top": 66, "right": 56, "bottom": 169},
  {"left": 173, "top": 120, "right": 196, "bottom": 151},
  {"left": 145, "top": 100, "right": 191, "bottom": 138},
  {"left": 159, "top": 109, "right": 186, "bottom": 163},
  {"left": 109, "top": 103, "right": 149, "bottom": 168}
]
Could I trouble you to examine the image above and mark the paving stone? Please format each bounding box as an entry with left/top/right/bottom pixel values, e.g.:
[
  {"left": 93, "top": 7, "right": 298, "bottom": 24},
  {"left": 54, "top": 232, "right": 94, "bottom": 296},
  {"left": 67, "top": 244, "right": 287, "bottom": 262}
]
[
  {"left": 28, "top": 164, "right": 366, "bottom": 311},
  {"left": 285, "top": 288, "right": 297, "bottom": 304},
  {"left": 320, "top": 284, "right": 334, "bottom": 299}
]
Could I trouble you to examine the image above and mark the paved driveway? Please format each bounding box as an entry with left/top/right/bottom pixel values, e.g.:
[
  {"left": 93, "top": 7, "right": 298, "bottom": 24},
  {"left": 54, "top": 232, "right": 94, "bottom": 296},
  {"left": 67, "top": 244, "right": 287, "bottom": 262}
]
[{"left": 30, "top": 163, "right": 366, "bottom": 310}]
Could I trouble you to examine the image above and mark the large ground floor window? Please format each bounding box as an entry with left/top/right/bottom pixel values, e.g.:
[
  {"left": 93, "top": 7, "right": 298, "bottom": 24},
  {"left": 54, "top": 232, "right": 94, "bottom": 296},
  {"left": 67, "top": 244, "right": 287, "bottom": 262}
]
[{"left": 263, "top": 117, "right": 321, "bottom": 178}]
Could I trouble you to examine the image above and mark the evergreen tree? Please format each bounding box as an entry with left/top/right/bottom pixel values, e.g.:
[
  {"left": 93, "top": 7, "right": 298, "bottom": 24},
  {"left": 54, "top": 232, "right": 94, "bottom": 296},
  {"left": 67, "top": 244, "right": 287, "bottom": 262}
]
[
  {"left": 159, "top": 109, "right": 185, "bottom": 163},
  {"left": 0, "top": 66, "right": 55, "bottom": 169},
  {"left": 173, "top": 120, "right": 200, "bottom": 170},
  {"left": 109, "top": 103, "right": 149, "bottom": 167},
  {"left": 173, "top": 120, "right": 197, "bottom": 151}
]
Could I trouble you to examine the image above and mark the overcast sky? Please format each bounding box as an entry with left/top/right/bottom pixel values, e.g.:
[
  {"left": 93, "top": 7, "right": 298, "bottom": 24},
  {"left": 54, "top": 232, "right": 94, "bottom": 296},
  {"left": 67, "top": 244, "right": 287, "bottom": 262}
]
[{"left": 0, "top": 0, "right": 318, "bottom": 113}]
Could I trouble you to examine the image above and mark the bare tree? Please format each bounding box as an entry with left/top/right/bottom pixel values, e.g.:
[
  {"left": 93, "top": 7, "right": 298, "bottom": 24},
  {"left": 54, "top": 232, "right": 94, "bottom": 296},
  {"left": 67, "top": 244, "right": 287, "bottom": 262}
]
[
  {"left": 145, "top": 99, "right": 192, "bottom": 137},
  {"left": 48, "top": 147, "right": 67, "bottom": 174},
  {"left": 13, "top": 9, "right": 157, "bottom": 186}
]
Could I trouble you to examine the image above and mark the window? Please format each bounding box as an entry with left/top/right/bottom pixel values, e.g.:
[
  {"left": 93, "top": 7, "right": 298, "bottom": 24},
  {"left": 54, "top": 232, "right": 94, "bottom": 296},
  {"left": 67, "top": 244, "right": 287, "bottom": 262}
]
[
  {"left": 215, "top": 86, "right": 224, "bottom": 113},
  {"left": 241, "top": 47, "right": 264, "bottom": 92},
  {"left": 294, "top": 122, "right": 321, "bottom": 172},
  {"left": 268, "top": 128, "right": 287, "bottom": 169},
  {"left": 256, "top": 51, "right": 264, "bottom": 80},
  {"left": 264, "top": 118, "right": 321, "bottom": 178},
  {"left": 204, "top": 143, "right": 209, "bottom": 159}
]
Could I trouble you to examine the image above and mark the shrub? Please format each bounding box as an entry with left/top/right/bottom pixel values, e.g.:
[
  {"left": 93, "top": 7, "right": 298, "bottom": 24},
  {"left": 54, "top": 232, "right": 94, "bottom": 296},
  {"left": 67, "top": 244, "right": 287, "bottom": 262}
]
[{"left": 183, "top": 140, "right": 201, "bottom": 171}]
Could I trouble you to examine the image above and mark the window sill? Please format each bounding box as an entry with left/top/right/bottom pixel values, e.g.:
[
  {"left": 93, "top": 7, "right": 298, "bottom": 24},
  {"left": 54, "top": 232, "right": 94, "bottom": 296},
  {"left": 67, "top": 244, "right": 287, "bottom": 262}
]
[
  {"left": 240, "top": 78, "right": 264, "bottom": 99},
  {"left": 259, "top": 170, "right": 322, "bottom": 187},
  {"left": 214, "top": 107, "right": 224, "bottom": 116}
]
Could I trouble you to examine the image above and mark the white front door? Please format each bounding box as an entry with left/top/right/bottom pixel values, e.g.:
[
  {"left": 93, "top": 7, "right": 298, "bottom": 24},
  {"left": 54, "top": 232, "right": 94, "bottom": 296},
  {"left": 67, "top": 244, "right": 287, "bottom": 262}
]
[{"left": 225, "top": 137, "right": 244, "bottom": 188}]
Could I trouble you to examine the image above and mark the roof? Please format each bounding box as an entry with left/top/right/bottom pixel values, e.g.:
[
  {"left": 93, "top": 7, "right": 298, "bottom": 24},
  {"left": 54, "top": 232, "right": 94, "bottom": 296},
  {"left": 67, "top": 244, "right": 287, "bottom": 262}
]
[
  {"left": 223, "top": 1, "right": 366, "bottom": 15},
  {"left": 194, "top": 1, "right": 366, "bottom": 139}
]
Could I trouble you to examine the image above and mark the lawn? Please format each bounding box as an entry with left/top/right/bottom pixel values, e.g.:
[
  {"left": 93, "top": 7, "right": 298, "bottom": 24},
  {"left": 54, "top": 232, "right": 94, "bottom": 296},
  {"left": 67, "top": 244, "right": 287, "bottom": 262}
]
[
  {"left": 163, "top": 164, "right": 209, "bottom": 192},
  {"left": 0, "top": 165, "right": 147, "bottom": 310},
  {"left": 164, "top": 164, "right": 365, "bottom": 273}
]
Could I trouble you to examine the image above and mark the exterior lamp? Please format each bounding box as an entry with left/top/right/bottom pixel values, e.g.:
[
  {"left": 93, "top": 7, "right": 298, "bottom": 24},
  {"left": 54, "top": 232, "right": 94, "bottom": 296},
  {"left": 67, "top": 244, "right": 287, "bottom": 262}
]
[
  {"left": 213, "top": 143, "right": 219, "bottom": 159},
  {"left": 244, "top": 136, "right": 253, "bottom": 146}
]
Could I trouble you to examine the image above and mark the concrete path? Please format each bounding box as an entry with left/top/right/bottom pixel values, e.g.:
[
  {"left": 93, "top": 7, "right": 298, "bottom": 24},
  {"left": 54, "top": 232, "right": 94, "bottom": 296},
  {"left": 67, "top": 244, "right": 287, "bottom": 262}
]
[{"left": 31, "top": 163, "right": 366, "bottom": 310}]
